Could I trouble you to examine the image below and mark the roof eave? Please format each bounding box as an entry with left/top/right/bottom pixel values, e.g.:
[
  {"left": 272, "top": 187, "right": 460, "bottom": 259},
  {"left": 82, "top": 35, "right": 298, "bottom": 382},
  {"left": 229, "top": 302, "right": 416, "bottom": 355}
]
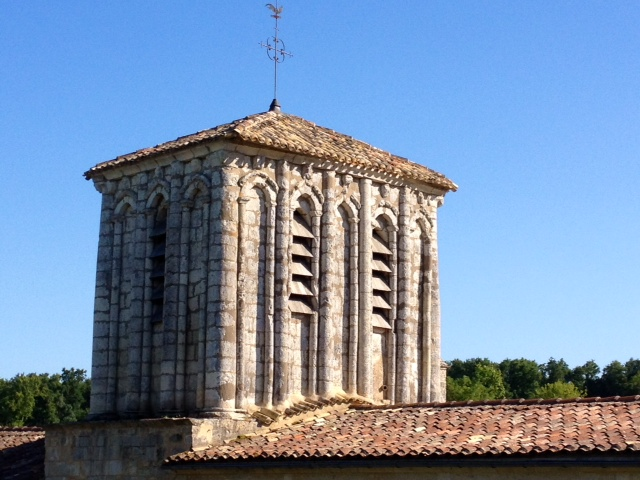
[
  {"left": 85, "top": 136, "right": 456, "bottom": 193},
  {"left": 165, "top": 452, "right": 640, "bottom": 471}
]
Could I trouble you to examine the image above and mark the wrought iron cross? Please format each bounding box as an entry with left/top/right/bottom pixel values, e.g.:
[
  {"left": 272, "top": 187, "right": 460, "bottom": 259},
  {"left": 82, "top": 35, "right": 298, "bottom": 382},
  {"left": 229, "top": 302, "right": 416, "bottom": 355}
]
[{"left": 261, "top": 2, "right": 292, "bottom": 111}]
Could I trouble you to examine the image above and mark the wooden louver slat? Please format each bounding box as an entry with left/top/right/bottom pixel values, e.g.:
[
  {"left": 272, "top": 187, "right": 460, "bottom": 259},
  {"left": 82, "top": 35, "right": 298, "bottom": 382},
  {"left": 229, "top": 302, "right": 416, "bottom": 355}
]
[
  {"left": 291, "top": 242, "right": 313, "bottom": 257},
  {"left": 372, "top": 276, "right": 391, "bottom": 291},
  {"left": 371, "top": 235, "right": 392, "bottom": 254},
  {"left": 372, "top": 259, "right": 392, "bottom": 273},
  {"left": 291, "top": 219, "right": 314, "bottom": 238}
]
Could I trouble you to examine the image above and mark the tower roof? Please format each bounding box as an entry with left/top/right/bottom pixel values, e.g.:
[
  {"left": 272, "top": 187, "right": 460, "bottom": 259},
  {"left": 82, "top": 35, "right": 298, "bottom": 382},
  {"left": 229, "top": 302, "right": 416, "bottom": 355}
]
[{"left": 85, "top": 111, "right": 457, "bottom": 192}]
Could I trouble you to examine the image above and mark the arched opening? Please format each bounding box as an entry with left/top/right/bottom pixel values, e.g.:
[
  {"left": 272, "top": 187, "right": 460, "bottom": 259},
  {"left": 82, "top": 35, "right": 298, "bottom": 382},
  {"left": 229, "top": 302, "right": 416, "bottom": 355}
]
[
  {"left": 336, "top": 204, "right": 352, "bottom": 391},
  {"left": 147, "top": 195, "right": 167, "bottom": 414},
  {"left": 239, "top": 186, "right": 269, "bottom": 405},
  {"left": 149, "top": 202, "right": 167, "bottom": 324},
  {"left": 372, "top": 215, "right": 394, "bottom": 401},
  {"left": 289, "top": 196, "right": 317, "bottom": 396}
]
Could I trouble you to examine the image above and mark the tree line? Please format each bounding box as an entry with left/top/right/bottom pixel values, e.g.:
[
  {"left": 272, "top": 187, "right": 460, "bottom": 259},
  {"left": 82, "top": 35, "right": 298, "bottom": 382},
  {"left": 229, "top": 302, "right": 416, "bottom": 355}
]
[
  {"left": 0, "top": 368, "right": 90, "bottom": 427},
  {"left": 1, "top": 359, "right": 639, "bottom": 425},
  {"left": 447, "top": 357, "right": 640, "bottom": 401}
]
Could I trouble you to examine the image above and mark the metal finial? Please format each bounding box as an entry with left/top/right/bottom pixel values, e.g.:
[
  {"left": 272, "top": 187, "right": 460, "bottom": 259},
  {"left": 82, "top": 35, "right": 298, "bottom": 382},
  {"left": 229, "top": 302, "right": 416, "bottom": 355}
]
[{"left": 261, "top": 2, "right": 292, "bottom": 111}]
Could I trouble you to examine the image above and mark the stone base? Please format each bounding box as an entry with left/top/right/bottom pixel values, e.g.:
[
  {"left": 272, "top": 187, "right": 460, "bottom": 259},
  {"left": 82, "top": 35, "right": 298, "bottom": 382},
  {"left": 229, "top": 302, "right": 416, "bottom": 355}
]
[{"left": 45, "top": 417, "right": 258, "bottom": 479}]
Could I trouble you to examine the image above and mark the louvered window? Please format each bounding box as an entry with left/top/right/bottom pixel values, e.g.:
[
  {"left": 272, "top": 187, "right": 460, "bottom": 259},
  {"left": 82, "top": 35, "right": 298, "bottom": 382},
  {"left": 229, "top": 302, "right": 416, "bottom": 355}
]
[
  {"left": 371, "top": 228, "right": 392, "bottom": 329},
  {"left": 289, "top": 210, "right": 314, "bottom": 314},
  {"left": 149, "top": 208, "right": 167, "bottom": 323}
]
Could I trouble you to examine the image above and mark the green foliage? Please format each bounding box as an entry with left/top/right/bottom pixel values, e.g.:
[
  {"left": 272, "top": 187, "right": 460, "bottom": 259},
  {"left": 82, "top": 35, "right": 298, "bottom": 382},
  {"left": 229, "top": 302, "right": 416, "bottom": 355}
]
[
  {"left": 588, "top": 359, "right": 640, "bottom": 397},
  {"left": 567, "top": 360, "right": 600, "bottom": 394},
  {"left": 447, "top": 364, "right": 506, "bottom": 401},
  {"left": 534, "top": 381, "right": 584, "bottom": 399},
  {"left": 447, "top": 357, "right": 640, "bottom": 402},
  {"left": 541, "top": 358, "right": 570, "bottom": 384},
  {"left": 447, "top": 358, "right": 497, "bottom": 380},
  {"left": 499, "top": 358, "right": 543, "bottom": 399},
  {"left": 0, "top": 368, "right": 90, "bottom": 427}
]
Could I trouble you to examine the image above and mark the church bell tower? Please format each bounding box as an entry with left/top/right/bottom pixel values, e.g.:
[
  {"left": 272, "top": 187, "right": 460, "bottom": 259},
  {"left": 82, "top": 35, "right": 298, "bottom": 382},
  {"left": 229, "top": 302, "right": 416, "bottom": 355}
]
[{"left": 84, "top": 110, "right": 457, "bottom": 420}]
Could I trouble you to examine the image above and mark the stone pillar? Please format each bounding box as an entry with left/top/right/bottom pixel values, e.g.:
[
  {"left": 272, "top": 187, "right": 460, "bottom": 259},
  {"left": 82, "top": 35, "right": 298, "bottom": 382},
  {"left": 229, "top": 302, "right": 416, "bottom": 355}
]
[
  {"left": 396, "top": 186, "right": 411, "bottom": 403},
  {"left": 308, "top": 210, "right": 322, "bottom": 397},
  {"left": 140, "top": 209, "right": 155, "bottom": 416},
  {"left": 428, "top": 204, "right": 442, "bottom": 402},
  {"left": 318, "top": 171, "right": 337, "bottom": 396},
  {"left": 89, "top": 183, "right": 115, "bottom": 418},
  {"left": 264, "top": 204, "right": 276, "bottom": 407},
  {"left": 196, "top": 201, "right": 211, "bottom": 413},
  {"left": 204, "top": 168, "right": 238, "bottom": 412},
  {"left": 274, "top": 161, "right": 290, "bottom": 405},
  {"left": 347, "top": 216, "right": 359, "bottom": 395},
  {"left": 176, "top": 201, "right": 193, "bottom": 414},
  {"left": 235, "top": 196, "right": 250, "bottom": 409},
  {"left": 358, "top": 178, "right": 373, "bottom": 398},
  {"left": 388, "top": 224, "right": 398, "bottom": 404},
  {"left": 159, "top": 166, "right": 182, "bottom": 415},
  {"left": 106, "top": 213, "right": 124, "bottom": 415},
  {"left": 123, "top": 192, "right": 148, "bottom": 416}
]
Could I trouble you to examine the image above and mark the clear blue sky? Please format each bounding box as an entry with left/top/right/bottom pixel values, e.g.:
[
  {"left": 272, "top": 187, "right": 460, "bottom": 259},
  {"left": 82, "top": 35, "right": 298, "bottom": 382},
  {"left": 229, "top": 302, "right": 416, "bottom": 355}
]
[{"left": 1, "top": 1, "right": 638, "bottom": 379}]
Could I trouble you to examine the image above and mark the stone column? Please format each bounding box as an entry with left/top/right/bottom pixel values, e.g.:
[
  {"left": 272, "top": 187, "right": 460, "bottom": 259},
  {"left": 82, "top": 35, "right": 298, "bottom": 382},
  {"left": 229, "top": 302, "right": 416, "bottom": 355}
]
[
  {"left": 123, "top": 194, "right": 148, "bottom": 416},
  {"left": 106, "top": 213, "right": 124, "bottom": 415},
  {"left": 347, "top": 216, "right": 359, "bottom": 395},
  {"left": 176, "top": 200, "right": 193, "bottom": 414},
  {"left": 318, "top": 171, "right": 337, "bottom": 396},
  {"left": 308, "top": 210, "right": 322, "bottom": 397},
  {"left": 422, "top": 243, "right": 432, "bottom": 403},
  {"left": 160, "top": 166, "right": 182, "bottom": 415},
  {"left": 428, "top": 204, "right": 442, "bottom": 402},
  {"left": 274, "top": 161, "right": 290, "bottom": 405},
  {"left": 358, "top": 178, "right": 373, "bottom": 398},
  {"left": 89, "top": 184, "right": 115, "bottom": 418},
  {"left": 196, "top": 201, "right": 210, "bottom": 412},
  {"left": 388, "top": 224, "right": 398, "bottom": 404},
  {"left": 264, "top": 205, "right": 276, "bottom": 407},
  {"left": 396, "top": 186, "right": 411, "bottom": 403},
  {"left": 235, "top": 196, "right": 250, "bottom": 409},
  {"left": 140, "top": 209, "right": 155, "bottom": 416},
  {"left": 204, "top": 168, "right": 238, "bottom": 412}
]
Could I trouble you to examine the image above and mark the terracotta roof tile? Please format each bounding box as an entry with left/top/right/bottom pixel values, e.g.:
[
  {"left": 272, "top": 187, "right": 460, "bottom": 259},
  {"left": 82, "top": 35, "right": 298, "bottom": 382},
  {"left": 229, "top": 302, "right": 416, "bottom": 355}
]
[
  {"left": 166, "top": 396, "right": 640, "bottom": 466},
  {"left": 0, "top": 427, "right": 45, "bottom": 480},
  {"left": 85, "top": 111, "right": 457, "bottom": 191}
]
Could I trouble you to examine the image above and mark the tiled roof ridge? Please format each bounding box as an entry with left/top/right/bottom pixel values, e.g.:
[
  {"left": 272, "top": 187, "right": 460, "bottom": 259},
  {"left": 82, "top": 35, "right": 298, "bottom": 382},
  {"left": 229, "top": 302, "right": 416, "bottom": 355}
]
[
  {"left": 83, "top": 111, "right": 267, "bottom": 178},
  {"left": 84, "top": 111, "right": 457, "bottom": 191},
  {"left": 234, "top": 112, "right": 384, "bottom": 153},
  {"left": 351, "top": 394, "right": 640, "bottom": 411},
  {"left": 0, "top": 426, "right": 44, "bottom": 432}
]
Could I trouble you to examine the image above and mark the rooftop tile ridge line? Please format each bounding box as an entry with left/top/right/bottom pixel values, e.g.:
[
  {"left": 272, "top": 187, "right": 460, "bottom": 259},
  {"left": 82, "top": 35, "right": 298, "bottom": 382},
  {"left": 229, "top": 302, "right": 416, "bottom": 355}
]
[
  {"left": 229, "top": 109, "right": 285, "bottom": 135},
  {"left": 228, "top": 114, "right": 452, "bottom": 183},
  {"left": 349, "top": 395, "right": 640, "bottom": 411},
  {"left": 84, "top": 111, "right": 275, "bottom": 177},
  {"left": 237, "top": 110, "right": 405, "bottom": 160},
  {"left": 0, "top": 426, "right": 44, "bottom": 432}
]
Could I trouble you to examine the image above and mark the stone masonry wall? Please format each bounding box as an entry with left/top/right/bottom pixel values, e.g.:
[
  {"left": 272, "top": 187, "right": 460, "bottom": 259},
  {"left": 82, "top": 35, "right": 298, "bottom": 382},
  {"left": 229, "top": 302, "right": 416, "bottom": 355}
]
[{"left": 45, "top": 416, "right": 257, "bottom": 480}]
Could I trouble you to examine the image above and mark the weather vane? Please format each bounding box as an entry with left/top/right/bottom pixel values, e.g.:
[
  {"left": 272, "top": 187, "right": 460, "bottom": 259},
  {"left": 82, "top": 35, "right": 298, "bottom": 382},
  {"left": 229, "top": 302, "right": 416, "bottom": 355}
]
[{"left": 261, "top": 2, "right": 292, "bottom": 112}]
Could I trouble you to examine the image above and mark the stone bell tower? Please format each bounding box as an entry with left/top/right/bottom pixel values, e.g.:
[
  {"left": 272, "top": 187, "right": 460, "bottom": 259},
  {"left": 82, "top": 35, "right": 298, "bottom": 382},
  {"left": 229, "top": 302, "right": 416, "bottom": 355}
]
[{"left": 84, "top": 110, "right": 457, "bottom": 420}]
